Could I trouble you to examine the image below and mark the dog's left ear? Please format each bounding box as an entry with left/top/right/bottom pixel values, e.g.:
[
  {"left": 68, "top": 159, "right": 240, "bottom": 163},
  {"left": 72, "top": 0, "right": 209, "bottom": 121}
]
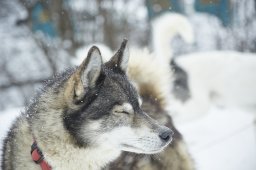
[
  {"left": 77, "top": 46, "right": 103, "bottom": 88},
  {"left": 106, "top": 38, "right": 129, "bottom": 73},
  {"left": 65, "top": 46, "right": 103, "bottom": 102}
]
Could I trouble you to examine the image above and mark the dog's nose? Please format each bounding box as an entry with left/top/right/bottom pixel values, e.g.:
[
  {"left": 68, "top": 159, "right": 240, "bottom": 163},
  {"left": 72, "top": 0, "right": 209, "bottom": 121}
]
[{"left": 159, "top": 129, "right": 174, "bottom": 142}]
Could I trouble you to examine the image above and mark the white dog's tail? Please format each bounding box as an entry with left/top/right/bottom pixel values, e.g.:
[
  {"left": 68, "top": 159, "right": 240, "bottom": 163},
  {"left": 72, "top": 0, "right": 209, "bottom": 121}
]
[{"left": 151, "top": 13, "right": 194, "bottom": 61}]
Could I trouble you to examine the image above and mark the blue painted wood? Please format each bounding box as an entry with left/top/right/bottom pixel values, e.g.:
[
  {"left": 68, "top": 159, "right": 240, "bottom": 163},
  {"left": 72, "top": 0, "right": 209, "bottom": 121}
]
[
  {"left": 31, "top": 2, "right": 57, "bottom": 37},
  {"left": 146, "top": 0, "right": 185, "bottom": 19},
  {"left": 195, "top": 0, "right": 232, "bottom": 26}
]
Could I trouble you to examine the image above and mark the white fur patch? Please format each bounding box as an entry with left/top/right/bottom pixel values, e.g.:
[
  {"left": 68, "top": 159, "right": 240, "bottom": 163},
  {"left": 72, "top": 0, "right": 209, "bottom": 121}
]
[
  {"left": 103, "top": 125, "right": 171, "bottom": 154},
  {"left": 81, "top": 47, "right": 102, "bottom": 87},
  {"left": 120, "top": 45, "right": 129, "bottom": 72},
  {"left": 88, "top": 120, "right": 102, "bottom": 130},
  {"left": 122, "top": 103, "right": 133, "bottom": 113},
  {"left": 112, "top": 102, "right": 134, "bottom": 114},
  {"left": 138, "top": 97, "right": 143, "bottom": 106}
]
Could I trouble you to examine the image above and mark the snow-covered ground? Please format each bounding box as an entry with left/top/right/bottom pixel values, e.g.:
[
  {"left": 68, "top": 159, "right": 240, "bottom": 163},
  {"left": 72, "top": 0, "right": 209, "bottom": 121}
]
[
  {"left": 176, "top": 106, "right": 256, "bottom": 170},
  {"left": 0, "top": 106, "right": 255, "bottom": 169},
  {"left": 0, "top": 108, "right": 22, "bottom": 167}
]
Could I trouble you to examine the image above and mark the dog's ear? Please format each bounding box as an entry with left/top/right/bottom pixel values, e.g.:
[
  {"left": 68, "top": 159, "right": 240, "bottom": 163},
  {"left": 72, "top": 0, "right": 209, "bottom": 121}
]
[
  {"left": 65, "top": 46, "right": 103, "bottom": 102},
  {"left": 106, "top": 38, "right": 129, "bottom": 73}
]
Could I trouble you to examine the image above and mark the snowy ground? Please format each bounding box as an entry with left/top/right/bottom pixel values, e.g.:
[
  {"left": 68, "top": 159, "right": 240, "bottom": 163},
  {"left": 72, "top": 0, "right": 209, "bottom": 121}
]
[
  {"left": 176, "top": 106, "right": 256, "bottom": 170},
  {"left": 0, "top": 106, "right": 255, "bottom": 170}
]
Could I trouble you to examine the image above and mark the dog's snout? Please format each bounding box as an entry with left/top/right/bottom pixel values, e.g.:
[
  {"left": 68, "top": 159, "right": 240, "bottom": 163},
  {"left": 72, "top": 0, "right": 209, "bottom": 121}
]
[{"left": 159, "top": 128, "right": 174, "bottom": 142}]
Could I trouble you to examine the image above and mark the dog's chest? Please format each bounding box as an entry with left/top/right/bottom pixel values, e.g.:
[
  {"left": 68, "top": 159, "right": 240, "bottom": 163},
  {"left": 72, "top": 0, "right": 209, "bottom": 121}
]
[{"left": 45, "top": 145, "right": 121, "bottom": 170}]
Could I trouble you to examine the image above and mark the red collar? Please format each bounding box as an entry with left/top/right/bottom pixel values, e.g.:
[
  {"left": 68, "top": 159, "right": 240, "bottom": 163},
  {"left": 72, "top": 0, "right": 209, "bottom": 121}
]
[{"left": 31, "top": 141, "right": 52, "bottom": 170}]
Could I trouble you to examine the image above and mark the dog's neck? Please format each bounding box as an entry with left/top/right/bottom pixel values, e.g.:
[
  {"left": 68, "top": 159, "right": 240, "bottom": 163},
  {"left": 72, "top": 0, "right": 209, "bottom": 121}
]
[
  {"left": 42, "top": 140, "right": 120, "bottom": 169},
  {"left": 32, "top": 128, "right": 121, "bottom": 170},
  {"left": 30, "top": 108, "right": 121, "bottom": 170}
]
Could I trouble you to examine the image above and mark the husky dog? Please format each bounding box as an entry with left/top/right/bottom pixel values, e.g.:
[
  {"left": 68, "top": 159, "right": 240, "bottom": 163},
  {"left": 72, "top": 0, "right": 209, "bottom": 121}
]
[{"left": 1, "top": 39, "right": 174, "bottom": 170}]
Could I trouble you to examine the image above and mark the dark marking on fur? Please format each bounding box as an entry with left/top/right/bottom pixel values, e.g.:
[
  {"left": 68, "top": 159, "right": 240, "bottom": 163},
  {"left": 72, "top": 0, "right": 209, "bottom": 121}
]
[{"left": 171, "top": 59, "right": 191, "bottom": 102}]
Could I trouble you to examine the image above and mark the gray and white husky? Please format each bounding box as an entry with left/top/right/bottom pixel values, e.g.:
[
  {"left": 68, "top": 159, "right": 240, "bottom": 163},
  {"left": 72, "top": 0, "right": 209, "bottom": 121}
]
[{"left": 1, "top": 39, "right": 176, "bottom": 170}]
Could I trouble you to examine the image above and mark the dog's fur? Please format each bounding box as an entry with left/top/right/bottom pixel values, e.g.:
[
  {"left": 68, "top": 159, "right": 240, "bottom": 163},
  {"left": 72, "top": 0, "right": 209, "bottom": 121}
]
[{"left": 2, "top": 40, "right": 178, "bottom": 170}]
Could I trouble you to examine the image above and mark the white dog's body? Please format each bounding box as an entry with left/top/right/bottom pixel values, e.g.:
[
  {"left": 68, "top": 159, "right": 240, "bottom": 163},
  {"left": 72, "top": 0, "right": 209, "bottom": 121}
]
[
  {"left": 172, "top": 51, "right": 256, "bottom": 121},
  {"left": 177, "top": 51, "right": 256, "bottom": 108}
]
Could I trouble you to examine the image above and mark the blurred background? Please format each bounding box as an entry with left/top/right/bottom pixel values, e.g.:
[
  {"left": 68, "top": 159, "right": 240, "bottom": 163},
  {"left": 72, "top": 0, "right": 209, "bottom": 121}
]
[
  {"left": 0, "top": 0, "right": 255, "bottom": 109},
  {"left": 0, "top": 0, "right": 256, "bottom": 170}
]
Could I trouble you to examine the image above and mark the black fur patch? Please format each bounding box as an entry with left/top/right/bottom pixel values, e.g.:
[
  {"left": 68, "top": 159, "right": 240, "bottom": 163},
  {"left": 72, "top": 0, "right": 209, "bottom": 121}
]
[{"left": 171, "top": 59, "right": 191, "bottom": 102}]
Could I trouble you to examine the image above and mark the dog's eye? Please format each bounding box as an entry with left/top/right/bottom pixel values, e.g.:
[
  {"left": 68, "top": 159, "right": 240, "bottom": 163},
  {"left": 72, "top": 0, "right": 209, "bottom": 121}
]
[
  {"left": 122, "top": 111, "right": 130, "bottom": 115},
  {"left": 113, "top": 110, "right": 130, "bottom": 115},
  {"left": 113, "top": 103, "right": 133, "bottom": 115}
]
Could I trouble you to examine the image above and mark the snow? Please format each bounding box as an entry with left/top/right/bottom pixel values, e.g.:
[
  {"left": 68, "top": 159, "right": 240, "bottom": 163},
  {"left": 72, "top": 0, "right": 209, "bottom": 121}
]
[
  {"left": 0, "top": 108, "right": 22, "bottom": 167},
  {"left": 0, "top": 106, "right": 255, "bottom": 170},
  {"left": 0, "top": 0, "right": 50, "bottom": 110},
  {"left": 176, "top": 106, "right": 256, "bottom": 170}
]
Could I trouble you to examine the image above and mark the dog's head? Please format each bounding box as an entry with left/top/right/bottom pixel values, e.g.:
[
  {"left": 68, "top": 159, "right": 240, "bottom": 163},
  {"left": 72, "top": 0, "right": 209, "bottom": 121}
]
[{"left": 63, "top": 39, "right": 173, "bottom": 154}]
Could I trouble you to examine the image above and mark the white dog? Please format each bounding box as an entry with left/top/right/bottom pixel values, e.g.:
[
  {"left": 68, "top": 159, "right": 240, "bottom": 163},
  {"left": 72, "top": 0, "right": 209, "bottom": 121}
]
[{"left": 152, "top": 13, "right": 256, "bottom": 121}]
